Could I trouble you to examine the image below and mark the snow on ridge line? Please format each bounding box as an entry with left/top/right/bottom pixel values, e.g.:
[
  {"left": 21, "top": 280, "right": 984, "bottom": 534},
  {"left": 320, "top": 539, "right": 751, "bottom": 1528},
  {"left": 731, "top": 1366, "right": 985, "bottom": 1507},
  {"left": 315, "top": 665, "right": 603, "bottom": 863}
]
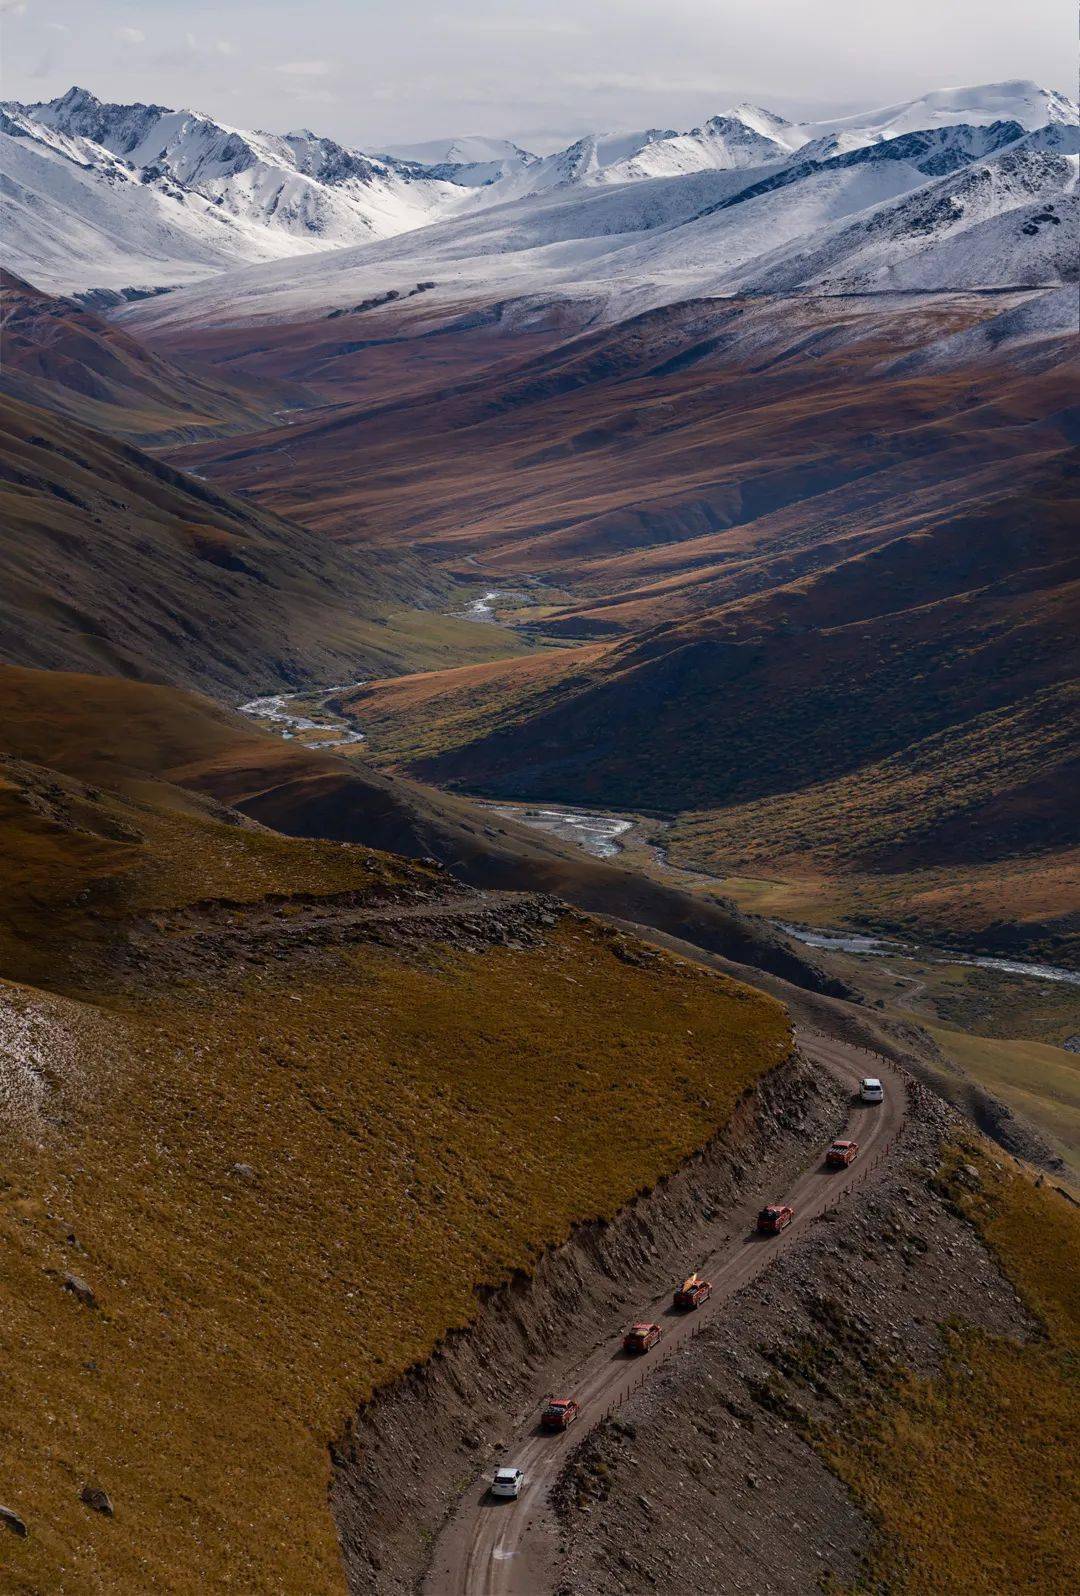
[
  {"left": 3, "top": 79, "right": 1076, "bottom": 299},
  {"left": 116, "top": 125, "right": 1078, "bottom": 337}
]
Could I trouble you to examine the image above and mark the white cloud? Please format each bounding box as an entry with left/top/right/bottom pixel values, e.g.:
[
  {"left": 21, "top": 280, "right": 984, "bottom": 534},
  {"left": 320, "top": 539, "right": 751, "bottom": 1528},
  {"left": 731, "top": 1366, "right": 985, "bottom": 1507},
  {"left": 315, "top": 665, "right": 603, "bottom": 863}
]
[
  {"left": 47, "top": 20, "right": 71, "bottom": 31},
  {"left": 0, "top": 0, "right": 28, "bottom": 15},
  {"left": 183, "top": 31, "right": 234, "bottom": 57},
  {"left": 114, "top": 25, "right": 146, "bottom": 45},
  {"left": 276, "top": 60, "right": 331, "bottom": 77},
  {"left": 278, "top": 84, "right": 338, "bottom": 104}
]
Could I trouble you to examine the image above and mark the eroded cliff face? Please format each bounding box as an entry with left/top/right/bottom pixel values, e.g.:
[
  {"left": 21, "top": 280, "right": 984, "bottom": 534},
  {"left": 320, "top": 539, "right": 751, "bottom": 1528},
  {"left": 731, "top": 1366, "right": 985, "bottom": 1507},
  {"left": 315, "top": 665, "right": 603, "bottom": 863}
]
[
  {"left": 330, "top": 1045, "right": 844, "bottom": 1592},
  {"left": 549, "top": 1088, "right": 1042, "bottom": 1596}
]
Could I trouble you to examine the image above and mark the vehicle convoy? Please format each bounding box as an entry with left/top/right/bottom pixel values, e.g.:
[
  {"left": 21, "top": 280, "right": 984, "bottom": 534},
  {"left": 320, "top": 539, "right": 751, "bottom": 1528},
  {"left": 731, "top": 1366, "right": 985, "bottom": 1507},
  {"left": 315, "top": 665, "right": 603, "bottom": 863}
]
[
  {"left": 757, "top": 1203, "right": 795, "bottom": 1234},
  {"left": 860, "top": 1077, "right": 885, "bottom": 1104},
  {"left": 490, "top": 1467, "right": 525, "bottom": 1499},
  {"left": 826, "top": 1139, "right": 859, "bottom": 1168},
  {"left": 673, "top": 1272, "right": 713, "bottom": 1310},
  {"left": 623, "top": 1321, "right": 663, "bottom": 1354},
  {"left": 540, "top": 1397, "right": 581, "bottom": 1431}
]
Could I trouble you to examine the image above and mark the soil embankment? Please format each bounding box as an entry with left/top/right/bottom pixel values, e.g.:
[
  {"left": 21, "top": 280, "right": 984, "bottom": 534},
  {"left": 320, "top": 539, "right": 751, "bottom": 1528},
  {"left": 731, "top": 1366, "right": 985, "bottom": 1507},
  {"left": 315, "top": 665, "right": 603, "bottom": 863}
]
[
  {"left": 549, "top": 1095, "right": 1044, "bottom": 1595},
  {"left": 330, "top": 1041, "right": 846, "bottom": 1592}
]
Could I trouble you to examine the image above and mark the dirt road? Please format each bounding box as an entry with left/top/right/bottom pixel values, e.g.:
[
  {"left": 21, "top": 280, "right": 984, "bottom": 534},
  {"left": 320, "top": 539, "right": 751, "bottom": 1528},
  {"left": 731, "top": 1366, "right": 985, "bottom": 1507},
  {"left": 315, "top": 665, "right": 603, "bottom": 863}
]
[{"left": 423, "top": 1032, "right": 905, "bottom": 1596}]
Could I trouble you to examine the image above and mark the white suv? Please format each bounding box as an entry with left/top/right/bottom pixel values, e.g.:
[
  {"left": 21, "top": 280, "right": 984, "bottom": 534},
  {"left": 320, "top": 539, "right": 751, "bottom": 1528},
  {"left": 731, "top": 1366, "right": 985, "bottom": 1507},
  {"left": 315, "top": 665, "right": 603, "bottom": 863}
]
[
  {"left": 490, "top": 1467, "right": 525, "bottom": 1499},
  {"left": 860, "top": 1077, "right": 884, "bottom": 1104}
]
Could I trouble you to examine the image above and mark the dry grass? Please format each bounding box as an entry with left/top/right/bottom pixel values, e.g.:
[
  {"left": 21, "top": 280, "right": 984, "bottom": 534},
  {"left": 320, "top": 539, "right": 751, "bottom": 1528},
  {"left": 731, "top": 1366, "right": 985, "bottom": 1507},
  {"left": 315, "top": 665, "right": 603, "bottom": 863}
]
[
  {"left": 0, "top": 924, "right": 787, "bottom": 1594},
  {"left": 928, "top": 1026, "right": 1080, "bottom": 1169},
  {"left": 825, "top": 1139, "right": 1080, "bottom": 1593},
  {"left": 0, "top": 664, "right": 789, "bottom": 1592}
]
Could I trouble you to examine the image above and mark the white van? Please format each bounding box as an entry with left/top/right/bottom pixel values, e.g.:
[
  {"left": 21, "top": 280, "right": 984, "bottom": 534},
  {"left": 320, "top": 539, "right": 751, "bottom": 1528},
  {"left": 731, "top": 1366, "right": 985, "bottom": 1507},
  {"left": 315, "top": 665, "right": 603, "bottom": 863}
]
[{"left": 860, "top": 1077, "right": 884, "bottom": 1104}]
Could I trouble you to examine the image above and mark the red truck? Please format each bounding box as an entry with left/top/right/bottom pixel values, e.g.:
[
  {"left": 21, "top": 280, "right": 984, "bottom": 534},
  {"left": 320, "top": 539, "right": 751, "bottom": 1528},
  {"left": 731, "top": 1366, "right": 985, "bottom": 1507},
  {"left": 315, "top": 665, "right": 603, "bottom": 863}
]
[
  {"left": 540, "top": 1397, "right": 581, "bottom": 1431},
  {"left": 673, "top": 1273, "right": 712, "bottom": 1310},
  {"left": 757, "top": 1203, "right": 794, "bottom": 1234},
  {"left": 623, "top": 1322, "right": 663, "bottom": 1354},
  {"left": 827, "top": 1139, "right": 859, "bottom": 1168}
]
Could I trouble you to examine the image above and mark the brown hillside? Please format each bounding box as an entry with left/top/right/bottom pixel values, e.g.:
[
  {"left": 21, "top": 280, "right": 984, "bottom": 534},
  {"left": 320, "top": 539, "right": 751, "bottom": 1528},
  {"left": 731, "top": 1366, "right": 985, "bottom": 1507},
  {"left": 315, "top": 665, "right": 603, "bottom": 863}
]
[
  {"left": 0, "top": 396, "right": 523, "bottom": 698},
  {"left": 0, "top": 271, "right": 271, "bottom": 444},
  {"left": 0, "top": 664, "right": 842, "bottom": 997},
  {"left": 0, "top": 662, "right": 789, "bottom": 1593}
]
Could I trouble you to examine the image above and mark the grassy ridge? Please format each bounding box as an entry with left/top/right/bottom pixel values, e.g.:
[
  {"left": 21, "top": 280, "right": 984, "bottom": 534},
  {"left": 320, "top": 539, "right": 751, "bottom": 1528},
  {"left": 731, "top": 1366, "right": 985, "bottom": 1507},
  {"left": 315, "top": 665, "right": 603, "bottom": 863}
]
[
  {"left": 0, "top": 927, "right": 787, "bottom": 1593},
  {"left": 826, "top": 1141, "right": 1080, "bottom": 1593},
  {"left": 0, "top": 664, "right": 789, "bottom": 1592}
]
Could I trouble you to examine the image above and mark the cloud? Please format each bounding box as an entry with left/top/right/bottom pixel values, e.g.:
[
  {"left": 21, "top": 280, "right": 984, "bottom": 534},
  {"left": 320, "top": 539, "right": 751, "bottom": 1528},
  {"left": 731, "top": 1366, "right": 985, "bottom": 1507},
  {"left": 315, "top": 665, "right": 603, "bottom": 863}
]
[
  {"left": 278, "top": 84, "right": 338, "bottom": 104},
  {"left": 114, "top": 25, "right": 145, "bottom": 45},
  {"left": 182, "top": 31, "right": 234, "bottom": 57},
  {"left": 47, "top": 20, "right": 71, "bottom": 31},
  {"left": 0, "top": 0, "right": 28, "bottom": 15},
  {"left": 276, "top": 60, "right": 331, "bottom": 77},
  {"left": 453, "top": 18, "right": 584, "bottom": 36}
]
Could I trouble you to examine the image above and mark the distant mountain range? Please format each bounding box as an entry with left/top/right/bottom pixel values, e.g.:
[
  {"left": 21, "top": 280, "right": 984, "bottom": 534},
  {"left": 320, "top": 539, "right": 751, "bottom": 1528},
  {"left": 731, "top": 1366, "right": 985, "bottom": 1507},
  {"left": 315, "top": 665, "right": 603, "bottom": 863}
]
[{"left": 1, "top": 79, "right": 1075, "bottom": 308}]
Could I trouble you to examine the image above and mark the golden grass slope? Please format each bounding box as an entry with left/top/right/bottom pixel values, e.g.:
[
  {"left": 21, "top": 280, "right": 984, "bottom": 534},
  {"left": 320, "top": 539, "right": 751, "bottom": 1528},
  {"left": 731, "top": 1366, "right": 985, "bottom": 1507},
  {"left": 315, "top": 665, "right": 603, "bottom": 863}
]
[
  {"left": 827, "top": 1139, "right": 1080, "bottom": 1594},
  {"left": 0, "top": 661, "right": 789, "bottom": 1592},
  {"left": 0, "top": 898, "right": 787, "bottom": 1596}
]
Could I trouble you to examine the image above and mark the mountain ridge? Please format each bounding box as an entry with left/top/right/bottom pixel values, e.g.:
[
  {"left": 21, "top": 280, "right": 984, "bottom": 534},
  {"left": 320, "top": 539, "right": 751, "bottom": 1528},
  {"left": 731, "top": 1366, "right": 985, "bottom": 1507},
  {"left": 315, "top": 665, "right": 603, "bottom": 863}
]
[{"left": 3, "top": 79, "right": 1074, "bottom": 303}]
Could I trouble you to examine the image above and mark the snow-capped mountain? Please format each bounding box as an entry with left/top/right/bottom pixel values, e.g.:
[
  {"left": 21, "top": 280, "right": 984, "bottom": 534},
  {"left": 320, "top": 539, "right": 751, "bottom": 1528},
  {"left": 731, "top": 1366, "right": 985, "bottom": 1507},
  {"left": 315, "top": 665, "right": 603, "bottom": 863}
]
[
  {"left": 378, "top": 135, "right": 537, "bottom": 187},
  {"left": 1, "top": 79, "right": 1075, "bottom": 311},
  {"left": 736, "top": 145, "right": 1079, "bottom": 295},
  {"left": 0, "top": 87, "right": 465, "bottom": 293},
  {"left": 120, "top": 105, "right": 1076, "bottom": 340},
  {"left": 799, "top": 79, "right": 1077, "bottom": 142}
]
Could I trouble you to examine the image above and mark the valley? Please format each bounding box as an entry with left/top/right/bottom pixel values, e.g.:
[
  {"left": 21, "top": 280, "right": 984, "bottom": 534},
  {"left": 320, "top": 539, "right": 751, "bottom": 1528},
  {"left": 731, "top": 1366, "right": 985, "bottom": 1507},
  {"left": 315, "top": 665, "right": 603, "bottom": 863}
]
[{"left": 0, "top": 59, "right": 1077, "bottom": 1596}]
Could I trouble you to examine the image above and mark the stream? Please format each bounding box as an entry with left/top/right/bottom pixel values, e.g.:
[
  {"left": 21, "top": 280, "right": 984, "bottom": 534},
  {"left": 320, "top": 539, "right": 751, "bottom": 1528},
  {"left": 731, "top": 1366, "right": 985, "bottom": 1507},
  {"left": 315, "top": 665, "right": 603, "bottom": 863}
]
[
  {"left": 486, "top": 803, "right": 634, "bottom": 859},
  {"left": 238, "top": 685, "right": 366, "bottom": 749},
  {"left": 489, "top": 802, "right": 1080, "bottom": 988},
  {"left": 452, "top": 589, "right": 534, "bottom": 624}
]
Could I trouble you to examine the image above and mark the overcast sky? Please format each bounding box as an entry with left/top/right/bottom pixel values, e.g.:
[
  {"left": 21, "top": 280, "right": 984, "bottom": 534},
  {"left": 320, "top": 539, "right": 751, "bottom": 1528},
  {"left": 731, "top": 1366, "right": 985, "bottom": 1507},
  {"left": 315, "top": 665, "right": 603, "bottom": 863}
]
[{"left": 2, "top": 0, "right": 1074, "bottom": 151}]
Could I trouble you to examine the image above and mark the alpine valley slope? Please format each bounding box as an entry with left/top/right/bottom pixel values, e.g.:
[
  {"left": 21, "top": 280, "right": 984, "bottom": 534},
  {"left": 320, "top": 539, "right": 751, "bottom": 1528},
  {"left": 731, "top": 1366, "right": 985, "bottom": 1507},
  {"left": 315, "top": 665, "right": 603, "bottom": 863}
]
[
  {"left": 160, "top": 277, "right": 1077, "bottom": 962},
  {"left": 0, "top": 659, "right": 799, "bottom": 1594}
]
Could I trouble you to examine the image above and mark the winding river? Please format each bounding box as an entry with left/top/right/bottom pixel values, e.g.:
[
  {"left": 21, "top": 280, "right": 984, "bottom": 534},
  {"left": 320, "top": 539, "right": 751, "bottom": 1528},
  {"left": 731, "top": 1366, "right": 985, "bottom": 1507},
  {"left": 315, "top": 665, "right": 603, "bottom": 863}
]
[{"left": 491, "top": 801, "right": 1080, "bottom": 988}]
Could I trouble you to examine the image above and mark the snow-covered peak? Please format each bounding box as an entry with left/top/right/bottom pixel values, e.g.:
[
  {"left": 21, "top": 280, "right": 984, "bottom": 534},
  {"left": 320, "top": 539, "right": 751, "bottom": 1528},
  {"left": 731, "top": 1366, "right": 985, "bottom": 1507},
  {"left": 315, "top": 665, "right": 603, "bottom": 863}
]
[
  {"left": 722, "top": 103, "right": 806, "bottom": 151},
  {"left": 377, "top": 134, "right": 538, "bottom": 189},
  {"left": 381, "top": 134, "right": 536, "bottom": 167},
  {"left": 803, "top": 80, "right": 1078, "bottom": 142},
  {"left": 0, "top": 86, "right": 468, "bottom": 295}
]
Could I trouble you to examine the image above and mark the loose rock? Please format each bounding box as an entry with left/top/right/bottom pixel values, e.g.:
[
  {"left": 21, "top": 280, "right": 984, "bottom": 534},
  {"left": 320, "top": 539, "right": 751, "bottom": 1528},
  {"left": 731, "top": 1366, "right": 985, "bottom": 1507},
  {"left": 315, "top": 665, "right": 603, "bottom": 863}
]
[
  {"left": 80, "top": 1485, "right": 114, "bottom": 1516},
  {"left": 62, "top": 1273, "right": 98, "bottom": 1309}
]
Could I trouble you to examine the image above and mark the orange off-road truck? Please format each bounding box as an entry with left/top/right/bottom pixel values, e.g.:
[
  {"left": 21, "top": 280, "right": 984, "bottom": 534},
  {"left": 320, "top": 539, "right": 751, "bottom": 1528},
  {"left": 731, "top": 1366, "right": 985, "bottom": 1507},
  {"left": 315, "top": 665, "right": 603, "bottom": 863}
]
[
  {"left": 623, "top": 1322, "right": 663, "bottom": 1354},
  {"left": 757, "top": 1203, "right": 794, "bottom": 1234},
  {"left": 540, "top": 1397, "right": 581, "bottom": 1431},
  {"left": 673, "top": 1273, "right": 712, "bottom": 1310}
]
